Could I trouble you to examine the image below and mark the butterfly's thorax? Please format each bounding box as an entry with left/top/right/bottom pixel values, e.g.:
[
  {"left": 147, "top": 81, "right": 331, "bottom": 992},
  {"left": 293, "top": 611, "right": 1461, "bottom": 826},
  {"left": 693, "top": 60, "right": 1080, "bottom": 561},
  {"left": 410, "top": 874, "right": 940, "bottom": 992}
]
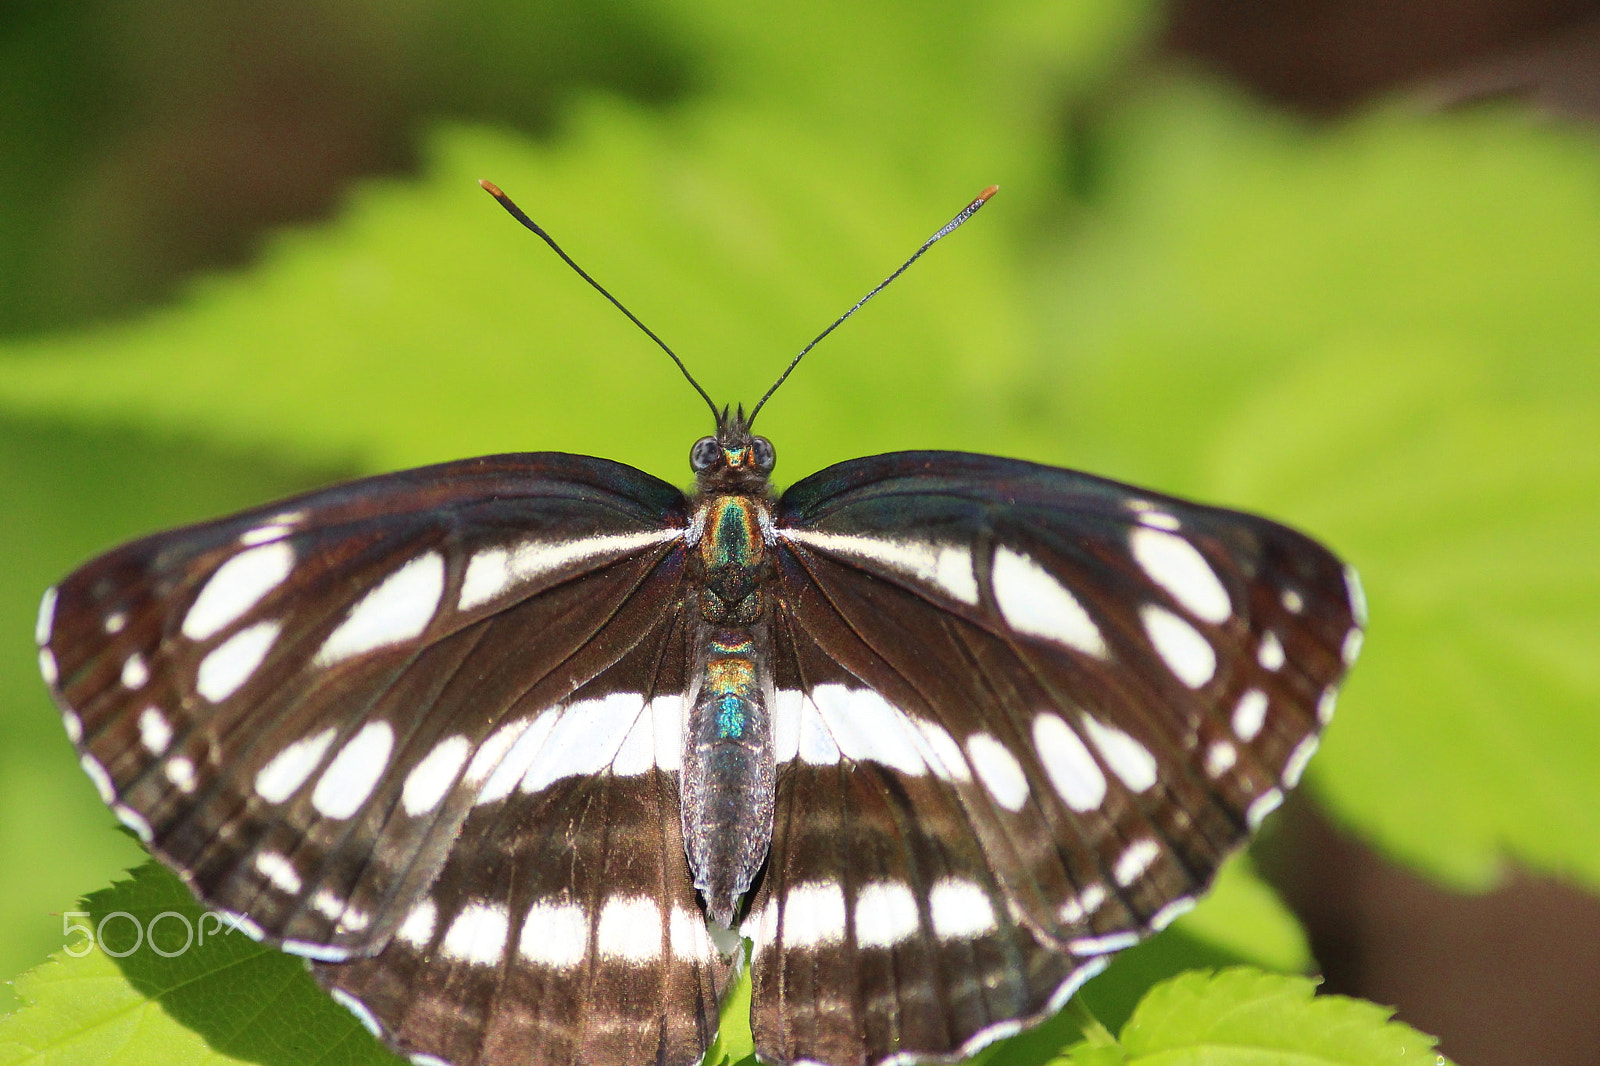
[{"left": 681, "top": 427, "right": 780, "bottom": 928}]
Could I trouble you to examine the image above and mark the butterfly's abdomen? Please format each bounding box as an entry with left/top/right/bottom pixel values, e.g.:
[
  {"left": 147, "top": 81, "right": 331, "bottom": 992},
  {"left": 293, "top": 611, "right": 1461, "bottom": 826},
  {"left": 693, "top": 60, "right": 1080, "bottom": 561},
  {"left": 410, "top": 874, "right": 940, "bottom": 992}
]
[{"left": 682, "top": 629, "right": 776, "bottom": 929}]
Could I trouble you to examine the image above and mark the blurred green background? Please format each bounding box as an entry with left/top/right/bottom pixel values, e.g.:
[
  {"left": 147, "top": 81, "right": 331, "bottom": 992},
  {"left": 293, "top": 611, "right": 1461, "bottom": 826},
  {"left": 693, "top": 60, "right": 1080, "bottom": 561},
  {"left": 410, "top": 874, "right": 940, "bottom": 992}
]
[{"left": 2, "top": 1, "right": 1599, "bottom": 1063}]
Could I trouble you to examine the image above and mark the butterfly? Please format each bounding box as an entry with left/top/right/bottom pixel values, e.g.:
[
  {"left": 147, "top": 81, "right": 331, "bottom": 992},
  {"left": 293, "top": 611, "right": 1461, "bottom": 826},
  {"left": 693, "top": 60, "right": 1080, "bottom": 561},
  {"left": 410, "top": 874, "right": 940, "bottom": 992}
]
[{"left": 37, "top": 183, "right": 1364, "bottom": 1066}]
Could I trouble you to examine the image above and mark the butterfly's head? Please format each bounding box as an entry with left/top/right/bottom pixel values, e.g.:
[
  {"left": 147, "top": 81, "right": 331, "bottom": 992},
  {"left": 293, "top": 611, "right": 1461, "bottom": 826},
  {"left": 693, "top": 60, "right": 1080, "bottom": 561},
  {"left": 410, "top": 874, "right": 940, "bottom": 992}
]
[{"left": 691, "top": 405, "right": 776, "bottom": 493}]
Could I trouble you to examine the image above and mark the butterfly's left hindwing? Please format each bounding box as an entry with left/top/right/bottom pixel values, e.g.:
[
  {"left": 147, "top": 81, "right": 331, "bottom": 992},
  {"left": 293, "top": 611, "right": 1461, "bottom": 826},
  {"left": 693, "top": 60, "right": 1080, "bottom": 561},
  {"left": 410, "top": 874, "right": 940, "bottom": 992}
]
[{"left": 749, "top": 451, "right": 1363, "bottom": 1065}]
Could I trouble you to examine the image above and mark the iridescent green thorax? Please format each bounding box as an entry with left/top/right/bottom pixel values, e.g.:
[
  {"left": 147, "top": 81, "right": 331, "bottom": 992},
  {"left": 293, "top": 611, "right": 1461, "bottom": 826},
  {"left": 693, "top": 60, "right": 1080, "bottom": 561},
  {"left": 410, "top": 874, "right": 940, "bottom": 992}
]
[{"left": 699, "top": 496, "right": 764, "bottom": 572}]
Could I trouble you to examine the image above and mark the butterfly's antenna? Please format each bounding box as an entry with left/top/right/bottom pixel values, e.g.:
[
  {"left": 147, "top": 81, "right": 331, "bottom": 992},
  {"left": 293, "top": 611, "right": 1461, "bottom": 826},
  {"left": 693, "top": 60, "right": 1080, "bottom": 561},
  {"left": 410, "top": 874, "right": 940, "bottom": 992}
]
[
  {"left": 746, "top": 185, "right": 998, "bottom": 428},
  {"left": 480, "top": 180, "right": 719, "bottom": 421}
]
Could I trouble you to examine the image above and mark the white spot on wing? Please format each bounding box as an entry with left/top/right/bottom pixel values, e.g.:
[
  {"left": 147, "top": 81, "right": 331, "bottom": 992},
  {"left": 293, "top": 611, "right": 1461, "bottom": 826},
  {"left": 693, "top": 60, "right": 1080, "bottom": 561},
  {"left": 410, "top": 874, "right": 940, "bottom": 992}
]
[
  {"left": 1139, "top": 605, "right": 1215, "bottom": 688},
  {"left": 853, "top": 881, "right": 920, "bottom": 948},
  {"left": 402, "top": 735, "right": 470, "bottom": 816},
  {"left": 1150, "top": 897, "right": 1197, "bottom": 931},
  {"left": 810, "top": 685, "right": 926, "bottom": 775},
  {"left": 782, "top": 881, "right": 847, "bottom": 948},
  {"left": 669, "top": 905, "right": 711, "bottom": 959},
  {"left": 966, "top": 732, "right": 1029, "bottom": 811},
  {"left": 105, "top": 611, "right": 126, "bottom": 634},
  {"left": 1344, "top": 565, "right": 1368, "bottom": 627},
  {"left": 740, "top": 894, "right": 778, "bottom": 957},
  {"left": 1080, "top": 716, "right": 1158, "bottom": 793},
  {"left": 114, "top": 804, "right": 152, "bottom": 842},
  {"left": 649, "top": 695, "right": 684, "bottom": 773},
  {"left": 781, "top": 529, "right": 979, "bottom": 605},
  {"left": 1282, "top": 734, "right": 1320, "bottom": 789},
  {"left": 519, "top": 900, "right": 588, "bottom": 968},
  {"left": 1342, "top": 628, "right": 1364, "bottom": 665},
  {"left": 1205, "top": 740, "right": 1237, "bottom": 777},
  {"left": 182, "top": 541, "right": 295, "bottom": 641},
  {"left": 62, "top": 710, "right": 82, "bottom": 745},
  {"left": 1246, "top": 788, "right": 1284, "bottom": 830},
  {"left": 1231, "top": 689, "right": 1269, "bottom": 742},
  {"left": 597, "top": 896, "right": 663, "bottom": 962},
  {"left": 1317, "top": 688, "right": 1339, "bottom": 725},
  {"left": 1257, "top": 631, "right": 1285, "bottom": 671},
  {"left": 1070, "top": 930, "right": 1140, "bottom": 956},
  {"left": 1281, "top": 587, "right": 1305, "bottom": 614},
  {"left": 80, "top": 753, "right": 115, "bottom": 803},
  {"left": 441, "top": 901, "right": 510, "bottom": 965},
  {"left": 1058, "top": 883, "right": 1107, "bottom": 925},
  {"left": 1127, "top": 500, "right": 1182, "bottom": 531},
  {"left": 1131, "top": 527, "right": 1231, "bottom": 624},
  {"left": 465, "top": 716, "right": 540, "bottom": 802},
  {"left": 330, "top": 989, "right": 382, "bottom": 1039},
  {"left": 457, "top": 531, "right": 680, "bottom": 612},
  {"left": 910, "top": 716, "right": 970, "bottom": 782},
  {"left": 310, "top": 888, "right": 345, "bottom": 920},
  {"left": 458, "top": 546, "right": 510, "bottom": 612},
  {"left": 773, "top": 690, "right": 800, "bottom": 763},
  {"left": 166, "top": 757, "right": 196, "bottom": 793},
  {"left": 312, "top": 721, "right": 395, "bottom": 819},
  {"left": 1032, "top": 713, "right": 1106, "bottom": 812},
  {"left": 775, "top": 691, "right": 845, "bottom": 767},
  {"left": 520, "top": 693, "right": 643, "bottom": 794},
  {"left": 138, "top": 706, "right": 171, "bottom": 755},
  {"left": 991, "top": 546, "right": 1107, "bottom": 657},
  {"left": 121, "top": 652, "right": 149, "bottom": 690},
  {"left": 610, "top": 708, "right": 655, "bottom": 777},
  {"left": 797, "top": 695, "right": 841, "bottom": 765},
  {"left": 929, "top": 878, "right": 996, "bottom": 939},
  {"left": 397, "top": 898, "right": 437, "bottom": 947},
  {"left": 254, "top": 851, "right": 303, "bottom": 895},
  {"left": 238, "top": 522, "right": 296, "bottom": 547},
  {"left": 316, "top": 552, "right": 445, "bottom": 666},
  {"left": 255, "top": 727, "right": 336, "bottom": 803},
  {"left": 1113, "top": 839, "right": 1160, "bottom": 887},
  {"left": 197, "top": 620, "right": 281, "bottom": 702},
  {"left": 35, "top": 587, "right": 56, "bottom": 647},
  {"left": 219, "top": 909, "right": 266, "bottom": 943},
  {"left": 38, "top": 648, "right": 57, "bottom": 686}
]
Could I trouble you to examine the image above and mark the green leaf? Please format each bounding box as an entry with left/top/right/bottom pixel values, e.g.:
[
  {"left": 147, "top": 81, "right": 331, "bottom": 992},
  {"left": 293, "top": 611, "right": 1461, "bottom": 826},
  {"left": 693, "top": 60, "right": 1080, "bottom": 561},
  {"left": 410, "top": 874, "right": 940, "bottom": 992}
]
[
  {"left": 1059, "top": 968, "right": 1450, "bottom": 1066},
  {"left": 701, "top": 951, "right": 755, "bottom": 1066},
  {"left": 0, "top": 862, "right": 397, "bottom": 1066}
]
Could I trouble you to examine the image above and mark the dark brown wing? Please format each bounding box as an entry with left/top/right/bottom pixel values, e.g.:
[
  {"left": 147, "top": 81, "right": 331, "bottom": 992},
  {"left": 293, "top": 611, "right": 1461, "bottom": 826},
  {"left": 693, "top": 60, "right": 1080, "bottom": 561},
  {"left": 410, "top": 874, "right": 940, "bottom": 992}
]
[{"left": 744, "top": 451, "right": 1362, "bottom": 1064}]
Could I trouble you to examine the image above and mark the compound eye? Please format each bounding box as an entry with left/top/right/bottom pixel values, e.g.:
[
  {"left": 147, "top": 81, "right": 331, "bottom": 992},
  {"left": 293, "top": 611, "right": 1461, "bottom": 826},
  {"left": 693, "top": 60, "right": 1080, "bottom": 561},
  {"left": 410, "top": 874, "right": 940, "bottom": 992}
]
[
  {"left": 750, "top": 436, "right": 776, "bottom": 473},
  {"left": 690, "top": 436, "right": 721, "bottom": 472}
]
